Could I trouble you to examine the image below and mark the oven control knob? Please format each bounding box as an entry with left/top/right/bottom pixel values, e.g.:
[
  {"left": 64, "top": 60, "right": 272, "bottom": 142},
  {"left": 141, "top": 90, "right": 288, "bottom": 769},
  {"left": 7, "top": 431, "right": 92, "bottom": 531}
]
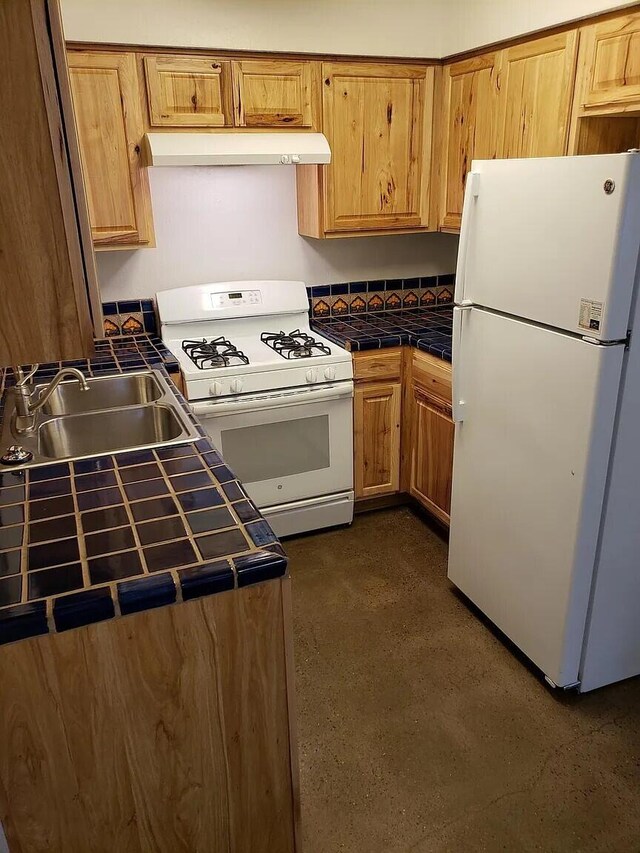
[
  {"left": 210, "top": 381, "right": 223, "bottom": 396},
  {"left": 230, "top": 378, "right": 244, "bottom": 394},
  {"left": 306, "top": 368, "right": 318, "bottom": 383},
  {"left": 324, "top": 367, "right": 336, "bottom": 381}
]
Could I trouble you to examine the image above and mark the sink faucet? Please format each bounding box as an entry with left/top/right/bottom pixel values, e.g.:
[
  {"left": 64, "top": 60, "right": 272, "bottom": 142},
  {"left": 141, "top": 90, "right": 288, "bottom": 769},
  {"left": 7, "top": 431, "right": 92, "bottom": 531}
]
[{"left": 12, "top": 364, "right": 89, "bottom": 434}]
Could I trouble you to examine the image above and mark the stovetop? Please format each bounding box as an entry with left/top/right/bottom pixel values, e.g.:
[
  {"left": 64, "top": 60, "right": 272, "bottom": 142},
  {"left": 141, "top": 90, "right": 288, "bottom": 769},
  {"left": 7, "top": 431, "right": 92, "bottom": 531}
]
[
  {"left": 182, "top": 337, "right": 250, "bottom": 370},
  {"left": 260, "top": 329, "right": 331, "bottom": 360}
]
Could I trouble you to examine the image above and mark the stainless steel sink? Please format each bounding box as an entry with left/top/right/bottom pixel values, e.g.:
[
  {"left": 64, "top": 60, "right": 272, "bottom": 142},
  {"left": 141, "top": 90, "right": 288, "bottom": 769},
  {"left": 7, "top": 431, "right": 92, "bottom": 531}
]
[
  {"left": 37, "top": 372, "right": 163, "bottom": 415},
  {"left": 0, "top": 369, "right": 199, "bottom": 468},
  {"left": 39, "top": 404, "right": 184, "bottom": 459}
]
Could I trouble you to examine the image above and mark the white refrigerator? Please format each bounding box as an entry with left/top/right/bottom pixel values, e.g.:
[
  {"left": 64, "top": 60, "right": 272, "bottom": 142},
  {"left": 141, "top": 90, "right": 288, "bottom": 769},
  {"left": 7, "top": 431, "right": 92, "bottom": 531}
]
[{"left": 448, "top": 153, "right": 640, "bottom": 692}]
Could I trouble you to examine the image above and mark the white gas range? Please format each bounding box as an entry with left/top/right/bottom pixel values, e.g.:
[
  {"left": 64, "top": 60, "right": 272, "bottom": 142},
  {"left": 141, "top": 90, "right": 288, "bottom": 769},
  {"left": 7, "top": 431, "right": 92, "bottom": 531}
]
[{"left": 156, "top": 280, "right": 354, "bottom": 536}]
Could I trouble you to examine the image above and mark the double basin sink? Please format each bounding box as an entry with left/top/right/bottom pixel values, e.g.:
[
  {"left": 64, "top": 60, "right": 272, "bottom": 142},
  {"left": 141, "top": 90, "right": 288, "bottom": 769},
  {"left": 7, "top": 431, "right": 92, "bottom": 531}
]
[{"left": 0, "top": 370, "right": 199, "bottom": 468}]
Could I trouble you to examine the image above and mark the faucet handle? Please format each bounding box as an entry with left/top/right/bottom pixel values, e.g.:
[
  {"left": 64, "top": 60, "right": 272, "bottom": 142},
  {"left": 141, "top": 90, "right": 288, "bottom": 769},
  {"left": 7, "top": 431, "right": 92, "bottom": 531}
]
[{"left": 13, "top": 365, "right": 39, "bottom": 386}]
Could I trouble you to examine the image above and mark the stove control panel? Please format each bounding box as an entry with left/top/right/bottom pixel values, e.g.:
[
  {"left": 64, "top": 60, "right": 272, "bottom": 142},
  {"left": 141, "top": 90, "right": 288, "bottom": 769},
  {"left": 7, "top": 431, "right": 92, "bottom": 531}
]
[{"left": 210, "top": 290, "right": 262, "bottom": 309}]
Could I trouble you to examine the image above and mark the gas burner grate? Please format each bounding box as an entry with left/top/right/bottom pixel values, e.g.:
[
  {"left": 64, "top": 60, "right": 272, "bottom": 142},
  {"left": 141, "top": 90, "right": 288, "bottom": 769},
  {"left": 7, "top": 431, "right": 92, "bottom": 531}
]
[
  {"left": 182, "top": 337, "right": 249, "bottom": 370},
  {"left": 260, "top": 329, "right": 332, "bottom": 360}
]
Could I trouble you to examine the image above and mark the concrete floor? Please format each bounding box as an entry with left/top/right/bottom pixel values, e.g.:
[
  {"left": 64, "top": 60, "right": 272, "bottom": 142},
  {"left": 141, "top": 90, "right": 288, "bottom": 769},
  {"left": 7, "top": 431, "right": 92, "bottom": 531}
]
[{"left": 286, "top": 507, "right": 640, "bottom": 853}]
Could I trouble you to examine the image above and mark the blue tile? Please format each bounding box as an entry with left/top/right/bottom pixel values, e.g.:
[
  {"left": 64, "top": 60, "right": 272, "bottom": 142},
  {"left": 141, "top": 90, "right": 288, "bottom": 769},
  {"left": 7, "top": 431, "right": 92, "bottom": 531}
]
[
  {"left": 0, "top": 485, "right": 24, "bottom": 506},
  {"left": 208, "top": 464, "right": 234, "bottom": 483},
  {"left": 0, "top": 527, "right": 23, "bottom": 553},
  {"left": 235, "top": 551, "right": 287, "bottom": 587},
  {"left": 421, "top": 276, "right": 438, "bottom": 288},
  {"left": 117, "top": 300, "right": 141, "bottom": 313},
  {"left": 385, "top": 278, "right": 403, "bottom": 290},
  {"left": 77, "top": 487, "right": 123, "bottom": 512},
  {"left": 28, "top": 537, "right": 79, "bottom": 571},
  {"left": 53, "top": 587, "right": 115, "bottom": 632},
  {"left": 438, "top": 273, "right": 456, "bottom": 287},
  {"left": 311, "top": 285, "right": 330, "bottom": 298},
  {"left": 28, "top": 464, "right": 68, "bottom": 483},
  {"left": 102, "top": 302, "right": 117, "bottom": 316},
  {"left": 0, "top": 575, "right": 21, "bottom": 606},
  {"left": 142, "top": 312, "right": 157, "bottom": 334},
  {"left": 222, "top": 481, "right": 245, "bottom": 502},
  {"left": 28, "top": 564, "right": 83, "bottom": 600},
  {"left": 403, "top": 277, "right": 420, "bottom": 290},
  {"left": 179, "top": 560, "right": 235, "bottom": 601},
  {"left": 0, "top": 470, "right": 25, "bottom": 488},
  {"left": 245, "top": 520, "right": 278, "bottom": 547},
  {"left": 118, "top": 572, "right": 176, "bottom": 615},
  {"left": 115, "top": 449, "right": 156, "bottom": 467},
  {"left": 349, "top": 281, "right": 367, "bottom": 294},
  {"left": 29, "top": 478, "right": 71, "bottom": 500},
  {"left": 233, "top": 500, "right": 260, "bottom": 523},
  {"left": 367, "top": 280, "right": 386, "bottom": 292},
  {"left": 144, "top": 539, "right": 197, "bottom": 572},
  {"left": 140, "top": 299, "right": 155, "bottom": 312},
  {"left": 156, "top": 445, "right": 196, "bottom": 461},
  {"left": 196, "top": 528, "right": 248, "bottom": 560},
  {"left": 195, "top": 437, "right": 215, "bottom": 454},
  {"left": 177, "top": 488, "right": 224, "bottom": 513},
  {"left": 74, "top": 470, "right": 118, "bottom": 492},
  {"left": 330, "top": 283, "right": 348, "bottom": 295},
  {"left": 0, "top": 601, "right": 48, "bottom": 645}
]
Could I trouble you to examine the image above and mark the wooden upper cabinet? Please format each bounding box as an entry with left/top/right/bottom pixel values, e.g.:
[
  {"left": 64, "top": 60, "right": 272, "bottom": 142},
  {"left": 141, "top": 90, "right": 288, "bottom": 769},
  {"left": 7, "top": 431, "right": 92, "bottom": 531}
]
[
  {"left": 144, "top": 54, "right": 232, "bottom": 127},
  {"left": 68, "top": 51, "right": 154, "bottom": 249},
  {"left": 298, "top": 62, "right": 434, "bottom": 237},
  {"left": 440, "top": 54, "right": 501, "bottom": 232},
  {"left": 578, "top": 13, "right": 640, "bottom": 110},
  {"left": 498, "top": 32, "right": 579, "bottom": 159},
  {"left": 1, "top": 0, "right": 96, "bottom": 364},
  {"left": 232, "top": 59, "right": 317, "bottom": 128}
]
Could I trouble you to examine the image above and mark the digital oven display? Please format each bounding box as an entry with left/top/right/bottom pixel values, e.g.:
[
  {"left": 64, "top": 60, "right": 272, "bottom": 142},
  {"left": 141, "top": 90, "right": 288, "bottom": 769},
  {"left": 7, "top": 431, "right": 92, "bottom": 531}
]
[{"left": 228, "top": 293, "right": 243, "bottom": 299}]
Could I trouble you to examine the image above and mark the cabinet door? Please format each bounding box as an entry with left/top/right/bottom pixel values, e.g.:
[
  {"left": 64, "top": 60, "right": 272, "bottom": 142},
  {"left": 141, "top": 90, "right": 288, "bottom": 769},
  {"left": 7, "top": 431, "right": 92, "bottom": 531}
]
[
  {"left": 322, "top": 62, "right": 432, "bottom": 233},
  {"left": 499, "top": 32, "right": 578, "bottom": 159},
  {"left": 440, "top": 54, "right": 501, "bottom": 232},
  {"left": 144, "top": 55, "right": 232, "bottom": 127},
  {"left": 232, "top": 59, "right": 316, "bottom": 128},
  {"left": 579, "top": 14, "right": 640, "bottom": 109},
  {"left": 68, "top": 51, "right": 154, "bottom": 248},
  {"left": 354, "top": 382, "right": 401, "bottom": 498},
  {"left": 410, "top": 388, "right": 454, "bottom": 525}
]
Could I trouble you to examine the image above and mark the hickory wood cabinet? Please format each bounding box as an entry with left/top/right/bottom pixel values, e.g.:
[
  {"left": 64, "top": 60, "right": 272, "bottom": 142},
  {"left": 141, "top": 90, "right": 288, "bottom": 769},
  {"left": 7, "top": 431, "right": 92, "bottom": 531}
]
[
  {"left": 440, "top": 30, "right": 579, "bottom": 231},
  {"left": 297, "top": 62, "right": 436, "bottom": 237},
  {"left": 68, "top": 51, "right": 155, "bottom": 249},
  {"left": 143, "top": 54, "right": 233, "bottom": 127},
  {"left": 1, "top": 0, "right": 98, "bottom": 365},
  {"left": 353, "top": 347, "right": 454, "bottom": 525},
  {"left": 354, "top": 350, "right": 403, "bottom": 498}
]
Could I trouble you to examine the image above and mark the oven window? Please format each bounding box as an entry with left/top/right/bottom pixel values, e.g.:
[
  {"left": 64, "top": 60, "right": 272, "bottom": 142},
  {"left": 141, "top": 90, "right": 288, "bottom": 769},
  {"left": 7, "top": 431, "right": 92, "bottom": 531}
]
[{"left": 220, "top": 415, "right": 330, "bottom": 483}]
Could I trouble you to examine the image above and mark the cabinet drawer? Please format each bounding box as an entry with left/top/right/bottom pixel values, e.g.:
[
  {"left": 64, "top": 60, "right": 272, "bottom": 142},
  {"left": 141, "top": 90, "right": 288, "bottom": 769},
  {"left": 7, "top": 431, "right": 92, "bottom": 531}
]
[
  {"left": 353, "top": 348, "right": 403, "bottom": 382},
  {"left": 411, "top": 350, "right": 452, "bottom": 403}
]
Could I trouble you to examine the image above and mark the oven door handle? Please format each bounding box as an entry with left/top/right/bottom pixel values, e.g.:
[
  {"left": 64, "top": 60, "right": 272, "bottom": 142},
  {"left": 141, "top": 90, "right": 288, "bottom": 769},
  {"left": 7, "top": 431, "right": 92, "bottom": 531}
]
[{"left": 191, "top": 381, "right": 354, "bottom": 417}]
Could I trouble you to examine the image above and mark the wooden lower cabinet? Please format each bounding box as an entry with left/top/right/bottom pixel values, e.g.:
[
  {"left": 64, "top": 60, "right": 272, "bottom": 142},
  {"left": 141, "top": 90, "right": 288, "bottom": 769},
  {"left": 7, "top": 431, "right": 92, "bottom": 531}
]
[
  {"left": 353, "top": 347, "right": 454, "bottom": 525},
  {"left": 409, "top": 386, "right": 454, "bottom": 525},
  {"left": 0, "top": 579, "right": 299, "bottom": 853},
  {"left": 354, "top": 381, "right": 402, "bottom": 498}
]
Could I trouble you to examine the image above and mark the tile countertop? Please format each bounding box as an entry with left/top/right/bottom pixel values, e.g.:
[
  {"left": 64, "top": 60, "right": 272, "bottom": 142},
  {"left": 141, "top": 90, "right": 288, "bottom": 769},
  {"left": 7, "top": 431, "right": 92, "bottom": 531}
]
[
  {"left": 0, "top": 342, "right": 287, "bottom": 648},
  {"left": 311, "top": 307, "right": 454, "bottom": 361}
]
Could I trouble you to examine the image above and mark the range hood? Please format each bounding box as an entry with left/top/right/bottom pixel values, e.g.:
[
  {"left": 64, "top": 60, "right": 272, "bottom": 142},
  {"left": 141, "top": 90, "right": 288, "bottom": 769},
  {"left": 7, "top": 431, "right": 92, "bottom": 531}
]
[{"left": 142, "top": 132, "right": 331, "bottom": 167}]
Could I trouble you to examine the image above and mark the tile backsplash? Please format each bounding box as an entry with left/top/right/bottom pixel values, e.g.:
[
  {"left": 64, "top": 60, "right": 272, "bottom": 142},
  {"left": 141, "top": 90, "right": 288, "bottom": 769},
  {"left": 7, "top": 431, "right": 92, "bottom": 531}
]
[
  {"left": 99, "top": 274, "right": 456, "bottom": 338},
  {"left": 101, "top": 300, "right": 157, "bottom": 338},
  {"left": 306, "top": 275, "right": 455, "bottom": 318}
]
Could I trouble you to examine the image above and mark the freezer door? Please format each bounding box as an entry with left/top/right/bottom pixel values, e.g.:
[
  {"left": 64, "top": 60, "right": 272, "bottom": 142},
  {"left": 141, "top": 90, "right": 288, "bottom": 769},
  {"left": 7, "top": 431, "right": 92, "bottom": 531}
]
[
  {"left": 448, "top": 307, "right": 624, "bottom": 686},
  {"left": 455, "top": 154, "right": 640, "bottom": 341}
]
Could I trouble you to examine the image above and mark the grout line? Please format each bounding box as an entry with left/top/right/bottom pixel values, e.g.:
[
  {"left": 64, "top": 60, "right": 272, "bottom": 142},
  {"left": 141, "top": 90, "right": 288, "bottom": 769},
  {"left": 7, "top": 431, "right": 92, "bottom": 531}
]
[
  {"left": 69, "top": 463, "right": 90, "bottom": 591},
  {"left": 110, "top": 463, "right": 151, "bottom": 577}
]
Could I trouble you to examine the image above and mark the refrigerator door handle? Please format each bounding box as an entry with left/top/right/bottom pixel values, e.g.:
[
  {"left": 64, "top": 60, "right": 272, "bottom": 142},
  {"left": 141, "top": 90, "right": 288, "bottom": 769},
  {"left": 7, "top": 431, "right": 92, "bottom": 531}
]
[
  {"left": 454, "top": 171, "right": 480, "bottom": 305},
  {"left": 452, "top": 305, "right": 472, "bottom": 423}
]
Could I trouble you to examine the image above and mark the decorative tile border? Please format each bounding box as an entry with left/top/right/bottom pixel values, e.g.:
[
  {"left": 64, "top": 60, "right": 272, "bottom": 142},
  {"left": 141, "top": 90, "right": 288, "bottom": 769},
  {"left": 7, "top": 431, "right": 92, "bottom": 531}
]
[
  {"left": 307, "top": 275, "right": 455, "bottom": 319},
  {"left": 102, "top": 299, "right": 157, "bottom": 338}
]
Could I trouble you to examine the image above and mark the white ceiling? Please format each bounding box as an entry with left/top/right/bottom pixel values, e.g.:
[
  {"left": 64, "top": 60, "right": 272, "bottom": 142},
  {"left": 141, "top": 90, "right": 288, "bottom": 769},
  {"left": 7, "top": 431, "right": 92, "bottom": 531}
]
[{"left": 61, "top": 0, "right": 632, "bottom": 58}]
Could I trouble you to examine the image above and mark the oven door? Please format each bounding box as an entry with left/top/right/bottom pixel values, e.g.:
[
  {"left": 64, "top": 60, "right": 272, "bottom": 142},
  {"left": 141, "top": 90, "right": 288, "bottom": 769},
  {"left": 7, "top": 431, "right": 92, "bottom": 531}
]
[{"left": 191, "top": 381, "right": 353, "bottom": 508}]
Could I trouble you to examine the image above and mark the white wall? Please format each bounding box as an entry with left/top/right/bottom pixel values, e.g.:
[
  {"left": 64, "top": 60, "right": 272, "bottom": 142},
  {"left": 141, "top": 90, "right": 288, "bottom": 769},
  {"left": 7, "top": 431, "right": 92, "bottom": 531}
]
[
  {"left": 97, "top": 167, "right": 458, "bottom": 300},
  {"left": 61, "top": 0, "right": 633, "bottom": 58},
  {"left": 442, "top": 0, "right": 632, "bottom": 55},
  {"left": 61, "top": 0, "right": 446, "bottom": 58}
]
